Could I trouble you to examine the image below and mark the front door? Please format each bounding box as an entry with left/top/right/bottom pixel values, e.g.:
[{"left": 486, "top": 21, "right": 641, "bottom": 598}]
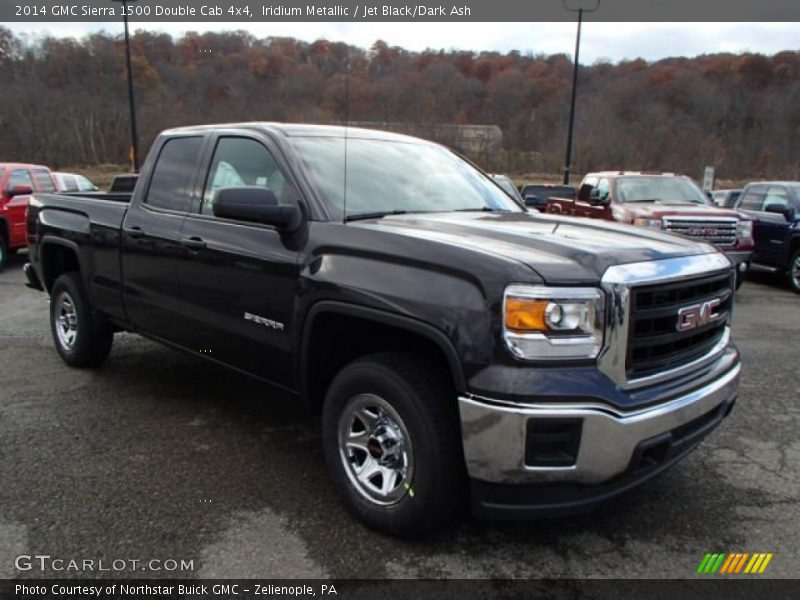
[
  {"left": 757, "top": 186, "right": 793, "bottom": 266},
  {"left": 178, "top": 134, "right": 303, "bottom": 387}
]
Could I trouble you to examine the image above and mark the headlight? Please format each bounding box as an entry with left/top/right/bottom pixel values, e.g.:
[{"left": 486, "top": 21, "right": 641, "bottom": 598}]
[
  {"left": 736, "top": 220, "right": 753, "bottom": 241},
  {"left": 633, "top": 218, "right": 662, "bottom": 229},
  {"left": 503, "top": 285, "right": 605, "bottom": 360}
]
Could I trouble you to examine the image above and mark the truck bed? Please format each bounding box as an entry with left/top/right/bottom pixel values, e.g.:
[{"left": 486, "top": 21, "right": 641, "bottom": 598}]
[{"left": 28, "top": 193, "right": 129, "bottom": 322}]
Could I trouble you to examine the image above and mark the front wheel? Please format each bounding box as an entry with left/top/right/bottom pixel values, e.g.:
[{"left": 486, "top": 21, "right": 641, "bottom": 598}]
[
  {"left": 789, "top": 250, "right": 800, "bottom": 294},
  {"left": 50, "top": 272, "right": 114, "bottom": 367},
  {"left": 0, "top": 236, "right": 7, "bottom": 271},
  {"left": 321, "top": 353, "right": 466, "bottom": 537}
]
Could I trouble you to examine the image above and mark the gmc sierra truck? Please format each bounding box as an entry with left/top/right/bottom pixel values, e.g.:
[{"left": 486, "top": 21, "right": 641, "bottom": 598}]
[
  {"left": 546, "top": 172, "right": 754, "bottom": 287},
  {"left": 24, "top": 124, "right": 741, "bottom": 537}
]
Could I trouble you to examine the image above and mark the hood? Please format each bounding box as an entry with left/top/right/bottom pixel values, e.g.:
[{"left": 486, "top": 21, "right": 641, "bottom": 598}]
[
  {"left": 354, "top": 211, "right": 717, "bottom": 284},
  {"left": 617, "top": 203, "right": 745, "bottom": 221}
]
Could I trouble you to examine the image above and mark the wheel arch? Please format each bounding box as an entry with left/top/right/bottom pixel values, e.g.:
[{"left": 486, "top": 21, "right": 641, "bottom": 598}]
[
  {"left": 39, "top": 237, "right": 85, "bottom": 294},
  {"left": 299, "top": 301, "right": 467, "bottom": 412}
]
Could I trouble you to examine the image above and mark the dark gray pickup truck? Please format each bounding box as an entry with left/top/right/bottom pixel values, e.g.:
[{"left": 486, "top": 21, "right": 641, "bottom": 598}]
[{"left": 24, "top": 123, "right": 741, "bottom": 536}]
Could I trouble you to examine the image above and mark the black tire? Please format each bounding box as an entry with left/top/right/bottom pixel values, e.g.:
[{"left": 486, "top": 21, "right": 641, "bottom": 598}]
[
  {"left": 50, "top": 272, "right": 113, "bottom": 367},
  {"left": 321, "top": 352, "right": 466, "bottom": 537},
  {"left": 789, "top": 250, "right": 800, "bottom": 294},
  {"left": 0, "top": 236, "right": 7, "bottom": 271}
]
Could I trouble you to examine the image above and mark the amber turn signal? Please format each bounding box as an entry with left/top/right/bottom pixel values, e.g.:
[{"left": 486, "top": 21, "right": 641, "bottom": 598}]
[{"left": 505, "top": 298, "right": 548, "bottom": 331}]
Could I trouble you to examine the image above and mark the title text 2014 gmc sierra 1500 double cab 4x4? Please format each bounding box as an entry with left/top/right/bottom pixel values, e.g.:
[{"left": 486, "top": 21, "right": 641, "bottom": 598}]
[{"left": 24, "top": 124, "right": 741, "bottom": 537}]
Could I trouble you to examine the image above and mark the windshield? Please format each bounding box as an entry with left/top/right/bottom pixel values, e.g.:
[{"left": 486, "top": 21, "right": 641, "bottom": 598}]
[
  {"left": 289, "top": 137, "right": 521, "bottom": 219},
  {"left": 492, "top": 175, "right": 524, "bottom": 203},
  {"left": 616, "top": 176, "right": 709, "bottom": 205}
]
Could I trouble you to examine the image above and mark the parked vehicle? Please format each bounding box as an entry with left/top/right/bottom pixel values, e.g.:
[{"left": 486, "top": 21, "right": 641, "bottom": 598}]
[
  {"left": 520, "top": 183, "right": 576, "bottom": 210},
  {"left": 25, "top": 125, "right": 741, "bottom": 536},
  {"left": 0, "top": 163, "right": 57, "bottom": 269},
  {"left": 53, "top": 172, "right": 100, "bottom": 193},
  {"left": 735, "top": 182, "right": 800, "bottom": 293},
  {"left": 108, "top": 173, "right": 139, "bottom": 193},
  {"left": 546, "top": 172, "right": 753, "bottom": 286},
  {"left": 711, "top": 189, "right": 742, "bottom": 209}
]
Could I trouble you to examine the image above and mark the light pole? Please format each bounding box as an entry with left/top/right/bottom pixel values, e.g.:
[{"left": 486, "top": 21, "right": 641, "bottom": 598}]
[
  {"left": 111, "top": 0, "right": 140, "bottom": 173},
  {"left": 562, "top": 0, "right": 599, "bottom": 185}
]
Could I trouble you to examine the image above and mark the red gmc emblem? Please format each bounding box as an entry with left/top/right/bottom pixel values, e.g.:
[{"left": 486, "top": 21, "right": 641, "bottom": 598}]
[{"left": 676, "top": 298, "right": 722, "bottom": 332}]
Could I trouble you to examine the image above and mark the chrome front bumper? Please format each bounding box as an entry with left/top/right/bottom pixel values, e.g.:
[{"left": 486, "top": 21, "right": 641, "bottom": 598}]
[{"left": 459, "top": 362, "right": 740, "bottom": 485}]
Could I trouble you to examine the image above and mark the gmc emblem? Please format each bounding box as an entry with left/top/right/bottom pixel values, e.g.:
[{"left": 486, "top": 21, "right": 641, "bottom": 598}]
[{"left": 676, "top": 298, "right": 722, "bottom": 332}]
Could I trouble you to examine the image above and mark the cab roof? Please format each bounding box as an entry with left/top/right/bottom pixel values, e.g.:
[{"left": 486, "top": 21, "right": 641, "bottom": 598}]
[
  {"left": 161, "top": 122, "right": 431, "bottom": 145},
  {"left": 0, "top": 162, "right": 50, "bottom": 170}
]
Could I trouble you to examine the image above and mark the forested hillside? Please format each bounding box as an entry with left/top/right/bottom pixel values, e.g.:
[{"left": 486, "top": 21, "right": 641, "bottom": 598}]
[{"left": 1, "top": 26, "right": 798, "bottom": 179}]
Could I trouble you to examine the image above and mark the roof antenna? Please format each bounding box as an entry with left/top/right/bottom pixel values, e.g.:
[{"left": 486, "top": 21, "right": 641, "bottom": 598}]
[{"left": 342, "top": 50, "right": 350, "bottom": 224}]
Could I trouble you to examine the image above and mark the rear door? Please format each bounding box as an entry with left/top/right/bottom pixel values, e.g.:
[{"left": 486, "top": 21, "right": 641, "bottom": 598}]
[
  {"left": 177, "top": 132, "right": 303, "bottom": 387},
  {"left": 120, "top": 135, "right": 206, "bottom": 341}
]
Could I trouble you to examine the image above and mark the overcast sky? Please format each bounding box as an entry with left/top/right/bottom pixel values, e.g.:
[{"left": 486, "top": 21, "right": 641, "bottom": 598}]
[{"left": 6, "top": 22, "right": 799, "bottom": 63}]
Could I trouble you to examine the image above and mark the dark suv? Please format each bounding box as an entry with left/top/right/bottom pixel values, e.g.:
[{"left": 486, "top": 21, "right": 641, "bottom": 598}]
[{"left": 735, "top": 182, "right": 800, "bottom": 293}]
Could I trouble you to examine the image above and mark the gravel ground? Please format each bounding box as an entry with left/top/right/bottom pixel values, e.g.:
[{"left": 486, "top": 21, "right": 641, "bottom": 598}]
[{"left": 0, "top": 252, "right": 797, "bottom": 579}]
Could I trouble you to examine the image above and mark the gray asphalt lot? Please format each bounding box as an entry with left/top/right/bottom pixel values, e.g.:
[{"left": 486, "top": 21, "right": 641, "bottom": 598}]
[{"left": 0, "top": 252, "right": 798, "bottom": 579}]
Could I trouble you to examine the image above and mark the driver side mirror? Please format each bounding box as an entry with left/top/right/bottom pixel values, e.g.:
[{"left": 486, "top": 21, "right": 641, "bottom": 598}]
[
  {"left": 7, "top": 185, "right": 33, "bottom": 198},
  {"left": 764, "top": 203, "right": 794, "bottom": 221},
  {"left": 589, "top": 187, "right": 610, "bottom": 207},
  {"left": 213, "top": 186, "right": 302, "bottom": 232}
]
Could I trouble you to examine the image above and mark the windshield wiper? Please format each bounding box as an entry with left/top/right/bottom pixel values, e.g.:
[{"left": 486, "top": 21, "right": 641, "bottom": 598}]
[
  {"left": 453, "top": 207, "right": 504, "bottom": 212},
  {"left": 344, "top": 209, "right": 412, "bottom": 222}
]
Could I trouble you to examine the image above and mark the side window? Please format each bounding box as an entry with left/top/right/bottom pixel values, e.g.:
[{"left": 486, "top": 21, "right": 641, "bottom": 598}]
[
  {"left": 583, "top": 177, "right": 598, "bottom": 189},
  {"left": 76, "top": 176, "right": 96, "bottom": 191},
  {"left": 7, "top": 169, "right": 34, "bottom": 191},
  {"left": 738, "top": 187, "right": 766, "bottom": 212},
  {"left": 579, "top": 176, "right": 598, "bottom": 203},
  {"left": 596, "top": 178, "right": 610, "bottom": 200},
  {"left": 145, "top": 136, "right": 204, "bottom": 212},
  {"left": 61, "top": 175, "right": 78, "bottom": 192},
  {"left": 763, "top": 186, "right": 789, "bottom": 211},
  {"left": 201, "top": 137, "right": 299, "bottom": 216},
  {"left": 33, "top": 169, "right": 56, "bottom": 192}
]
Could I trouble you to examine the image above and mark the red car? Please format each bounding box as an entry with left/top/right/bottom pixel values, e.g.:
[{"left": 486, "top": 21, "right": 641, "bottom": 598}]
[
  {"left": 0, "top": 163, "right": 57, "bottom": 269},
  {"left": 547, "top": 172, "right": 754, "bottom": 284}
]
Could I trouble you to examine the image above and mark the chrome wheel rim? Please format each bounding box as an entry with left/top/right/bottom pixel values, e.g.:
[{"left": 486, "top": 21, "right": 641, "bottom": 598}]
[
  {"left": 54, "top": 291, "right": 78, "bottom": 350},
  {"left": 338, "top": 393, "right": 414, "bottom": 506},
  {"left": 791, "top": 255, "right": 800, "bottom": 289}
]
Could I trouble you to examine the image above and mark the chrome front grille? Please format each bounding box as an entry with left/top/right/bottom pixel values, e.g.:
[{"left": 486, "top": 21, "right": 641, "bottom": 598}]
[
  {"left": 627, "top": 271, "right": 732, "bottom": 379},
  {"left": 599, "top": 253, "right": 734, "bottom": 390},
  {"left": 662, "top": 217, "right": 738, "bottom": 248}
]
